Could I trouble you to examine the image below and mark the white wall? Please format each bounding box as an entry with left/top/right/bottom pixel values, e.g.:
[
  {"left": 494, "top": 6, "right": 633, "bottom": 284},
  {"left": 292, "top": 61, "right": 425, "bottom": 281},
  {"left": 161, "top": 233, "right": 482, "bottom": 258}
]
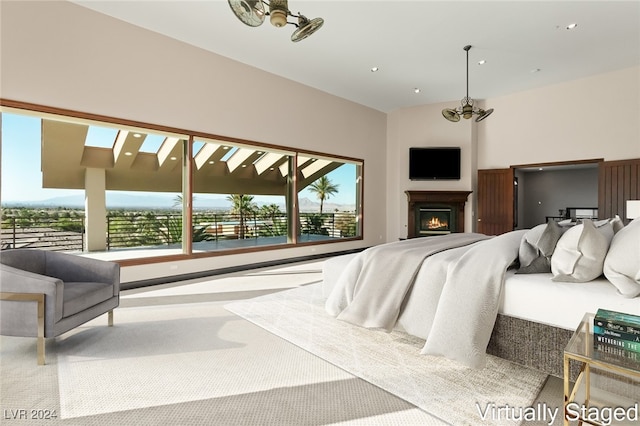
[
  {"left": 478, "top": 66, "right": 640, "bottom": 168},
  {"left": 0, "top": 1, "right": 387, "bottom": 282},
  {"left": 386, "top": 67, "right": 640, "bottom": 241}
]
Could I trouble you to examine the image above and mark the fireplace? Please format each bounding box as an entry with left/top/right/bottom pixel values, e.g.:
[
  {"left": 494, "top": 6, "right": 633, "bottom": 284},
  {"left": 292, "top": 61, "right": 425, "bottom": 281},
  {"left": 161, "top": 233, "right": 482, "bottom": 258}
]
[
  {"left": 419, "top": 208, "right": 452, "bottom": 235},
  {"left": 405, "top": 190, "right": 471, "bottom": 238}
]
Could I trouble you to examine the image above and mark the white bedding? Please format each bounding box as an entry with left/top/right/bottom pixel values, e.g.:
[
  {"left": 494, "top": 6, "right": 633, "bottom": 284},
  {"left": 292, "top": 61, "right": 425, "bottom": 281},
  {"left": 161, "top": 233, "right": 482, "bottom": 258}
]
[
  {"left": 325, "top": 231, "right": 528, "bottom": 368},
  {"left": 323, "top": 254, "right": 640, "bottom": 332},
  {"left": 499, "top": 271, "right": 640, "bottom": 330}
]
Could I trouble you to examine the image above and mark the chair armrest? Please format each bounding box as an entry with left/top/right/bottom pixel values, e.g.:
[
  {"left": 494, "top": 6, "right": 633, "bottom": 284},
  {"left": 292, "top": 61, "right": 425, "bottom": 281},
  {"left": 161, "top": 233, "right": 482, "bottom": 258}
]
[
  {"left": 44, "top": 253, "right": 120, "bottom": 296},
  {"left": 0, "top": 264, "right": 64, "bottom": 323}
]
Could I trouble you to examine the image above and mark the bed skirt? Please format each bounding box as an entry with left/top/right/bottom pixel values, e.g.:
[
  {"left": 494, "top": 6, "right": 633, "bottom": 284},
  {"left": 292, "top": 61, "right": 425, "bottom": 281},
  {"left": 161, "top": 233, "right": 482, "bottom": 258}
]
[{"left": 487, "top": 314, "right": 579, "bottom": 379}]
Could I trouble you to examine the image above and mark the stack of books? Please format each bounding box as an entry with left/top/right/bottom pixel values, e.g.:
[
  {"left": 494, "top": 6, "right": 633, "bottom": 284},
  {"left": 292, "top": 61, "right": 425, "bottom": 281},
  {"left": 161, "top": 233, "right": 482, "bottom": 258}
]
[{"left": 593, "top": 308, "right": 640, "bottom": 365}]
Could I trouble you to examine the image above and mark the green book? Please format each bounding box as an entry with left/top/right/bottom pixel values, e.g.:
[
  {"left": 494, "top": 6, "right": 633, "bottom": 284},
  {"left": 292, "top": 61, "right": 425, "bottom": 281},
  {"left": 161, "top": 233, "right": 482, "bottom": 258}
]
[
  {"left": 594, "top": 325, "right": 640, "bottom": 343},
  {"left": 594, "top": 308, "right": 640, "bottom": 336}
]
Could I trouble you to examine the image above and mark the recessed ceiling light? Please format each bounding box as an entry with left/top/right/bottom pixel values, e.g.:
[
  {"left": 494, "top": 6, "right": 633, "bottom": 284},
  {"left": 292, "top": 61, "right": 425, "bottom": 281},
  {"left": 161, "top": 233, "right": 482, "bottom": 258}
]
[
  {"left": 170, "top": 156, "right": 177, "bottom": 161},
  {"left": 124, "top": 151, "right": 133, "bottom": 156},
  {"left": 414, "top": 88, "right": 420, "bottom": 94},
  {"left": 566, "top": 23, "right": 578, "bottom": 30},
  {"left": 242, "top": 164, "right": 247, "bottom": 168},
  {"left": 478, "top": 60, "right": 486, "bottom": 65},
  {"left": 370, "top": 67, "right": 379, "bottom": 72},
  {"left": 208, "top": 160, "right": 215, "bottom": 164},
  {"left": 132, "top": 133, "right": 141, "bottom": 138}
]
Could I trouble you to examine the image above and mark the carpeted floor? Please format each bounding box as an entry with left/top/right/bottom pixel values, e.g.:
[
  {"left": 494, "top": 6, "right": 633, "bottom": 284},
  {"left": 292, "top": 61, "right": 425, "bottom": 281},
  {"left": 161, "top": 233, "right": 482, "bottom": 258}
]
[{"left": 0, "top": 259, "right": 566, "bottom": 425}]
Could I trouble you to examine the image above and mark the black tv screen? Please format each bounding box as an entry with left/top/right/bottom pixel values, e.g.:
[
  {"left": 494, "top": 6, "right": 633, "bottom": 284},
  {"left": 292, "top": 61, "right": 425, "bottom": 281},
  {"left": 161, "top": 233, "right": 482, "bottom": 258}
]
[{"left": 409, "top": 147, "right": 461, "bottom": 180}]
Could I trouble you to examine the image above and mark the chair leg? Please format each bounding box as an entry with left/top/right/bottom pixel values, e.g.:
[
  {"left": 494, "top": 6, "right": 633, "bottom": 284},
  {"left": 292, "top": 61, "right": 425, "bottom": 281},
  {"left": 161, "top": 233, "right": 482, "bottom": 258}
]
[
  {"left": 108, "top": 309, "right": 114, "bottom": 327},
  {"left": 36, "top": 294, "right": 45, "bottom": 365}
]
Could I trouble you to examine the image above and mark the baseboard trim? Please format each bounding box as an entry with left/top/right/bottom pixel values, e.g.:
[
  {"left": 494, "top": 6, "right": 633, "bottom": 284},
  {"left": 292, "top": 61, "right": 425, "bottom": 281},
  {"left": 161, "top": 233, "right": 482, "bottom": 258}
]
[{"left": 121, "top": 249, "right": 365, "bottom": 291}]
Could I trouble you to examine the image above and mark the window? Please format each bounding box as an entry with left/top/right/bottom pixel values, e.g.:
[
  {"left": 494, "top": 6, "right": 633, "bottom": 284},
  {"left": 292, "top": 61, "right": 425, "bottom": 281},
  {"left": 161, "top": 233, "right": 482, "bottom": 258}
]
[{"left": 0, "top": 105, "right": 363, "bottom": 262}]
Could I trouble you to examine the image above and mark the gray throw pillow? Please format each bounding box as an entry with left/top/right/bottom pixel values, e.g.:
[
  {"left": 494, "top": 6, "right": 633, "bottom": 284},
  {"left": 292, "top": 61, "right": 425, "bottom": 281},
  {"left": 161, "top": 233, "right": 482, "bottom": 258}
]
[
  {"left": 603, "top": 217, "right": 640, "bottom": 298},
  {"left": 517, "top": 220, "right": 564, "bottom": 274},
  {"left": 551, "top": 219, "right": 614, "bottom": 282}
]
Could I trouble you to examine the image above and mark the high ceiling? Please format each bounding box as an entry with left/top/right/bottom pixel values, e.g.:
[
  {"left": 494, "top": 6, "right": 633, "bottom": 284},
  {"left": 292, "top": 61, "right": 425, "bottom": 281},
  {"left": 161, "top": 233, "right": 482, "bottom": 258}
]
[{"left": 72, "top": 1, "right": 640, "bottom": 113}]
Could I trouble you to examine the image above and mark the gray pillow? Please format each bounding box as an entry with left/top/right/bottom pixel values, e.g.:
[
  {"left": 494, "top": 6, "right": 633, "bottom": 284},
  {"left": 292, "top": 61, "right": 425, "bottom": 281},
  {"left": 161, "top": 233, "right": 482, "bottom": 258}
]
[
  {"left": 517, "top": 220, "right": 564, "bottom": 274},
  {"left": 551, "top": 219, "right": 614, "bottom": 282},
  {"left": 603, "top": 217, "right": 640, "bottom": 298},
  {"left": 595, "top": 215, "right": 624, "bottom": 233}
]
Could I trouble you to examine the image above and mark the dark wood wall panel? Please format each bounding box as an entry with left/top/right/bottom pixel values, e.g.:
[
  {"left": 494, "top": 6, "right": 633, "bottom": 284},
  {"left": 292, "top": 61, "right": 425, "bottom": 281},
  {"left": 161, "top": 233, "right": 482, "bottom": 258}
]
[{"left": 598, "top": 158, "right": 640, "bottom": 222}]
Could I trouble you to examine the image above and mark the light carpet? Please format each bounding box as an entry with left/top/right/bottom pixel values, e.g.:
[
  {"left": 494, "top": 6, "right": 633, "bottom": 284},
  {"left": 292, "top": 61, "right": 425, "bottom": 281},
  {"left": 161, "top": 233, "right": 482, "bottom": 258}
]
[
  {"left": 225, "top": 283, "right": 548, "bottom": 426},
  {"left": 55, "top": 300, "right": 358, "bottom": 419}
]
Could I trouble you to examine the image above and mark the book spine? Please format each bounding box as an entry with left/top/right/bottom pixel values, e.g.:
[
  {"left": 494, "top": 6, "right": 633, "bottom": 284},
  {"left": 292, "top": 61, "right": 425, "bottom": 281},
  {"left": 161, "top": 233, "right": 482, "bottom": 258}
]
[
  {"left": 594, "top": 325, "right": 640, "bottom": 343},
  {"left": 594, "top": 318, "right": 640, "bottom": 336},
  {"left": 594, "top": 308, "right": 640, "bottom": 329},
  {"left": 593, "top": 342, "right": 640, "bottom": 364},
  {"left": 593, "top": 334, "right": 640, "bottom": 353}
]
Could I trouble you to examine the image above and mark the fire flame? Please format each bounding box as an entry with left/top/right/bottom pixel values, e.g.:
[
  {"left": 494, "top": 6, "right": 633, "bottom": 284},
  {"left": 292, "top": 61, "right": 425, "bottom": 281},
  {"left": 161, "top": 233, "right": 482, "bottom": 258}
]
[{"left": 427, "top": 217, "right": 448, "bottom": 229}]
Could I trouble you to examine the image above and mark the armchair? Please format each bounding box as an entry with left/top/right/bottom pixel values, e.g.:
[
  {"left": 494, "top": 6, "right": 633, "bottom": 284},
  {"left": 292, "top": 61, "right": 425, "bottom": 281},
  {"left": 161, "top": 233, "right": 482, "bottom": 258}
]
[{"left": 0, "top": 249, "right": 120, "bottom": 364}]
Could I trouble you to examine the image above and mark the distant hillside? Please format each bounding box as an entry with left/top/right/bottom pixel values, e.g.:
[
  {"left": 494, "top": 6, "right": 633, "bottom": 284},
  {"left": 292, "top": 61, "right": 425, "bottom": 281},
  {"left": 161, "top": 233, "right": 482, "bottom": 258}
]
[{"left": 2, "top": 194, "right": 355, "bottom": 212}]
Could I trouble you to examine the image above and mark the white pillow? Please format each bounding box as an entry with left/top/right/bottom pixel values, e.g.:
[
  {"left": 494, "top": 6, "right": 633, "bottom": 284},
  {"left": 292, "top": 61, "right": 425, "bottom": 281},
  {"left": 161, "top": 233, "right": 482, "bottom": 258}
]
[
  {"left": 603, "top": 217, "right": 640, "bottom": 298},
  {"left": 551, "top": 220, "right": 614, "bottom": 282}
]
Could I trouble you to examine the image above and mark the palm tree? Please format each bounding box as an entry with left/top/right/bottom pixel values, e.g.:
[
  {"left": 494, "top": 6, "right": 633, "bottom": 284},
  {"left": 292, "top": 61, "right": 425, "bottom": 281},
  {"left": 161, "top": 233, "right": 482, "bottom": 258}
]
[
  {"left": 226, "top": 194, "right": 257, "bottom": 239},
  {"left": 172, "top": 194, "right": 196, "bottom": 209},
  {"left": 259, "top": 203, "right": 285, "bottom": 236},
  {"left": 308, "top": 176, "right": 339, "bottom": 215}
]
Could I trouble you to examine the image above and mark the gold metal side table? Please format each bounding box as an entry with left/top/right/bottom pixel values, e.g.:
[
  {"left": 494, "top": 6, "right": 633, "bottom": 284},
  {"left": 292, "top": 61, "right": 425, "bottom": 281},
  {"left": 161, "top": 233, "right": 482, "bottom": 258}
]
[{"left": 563, "top": 313, "right": 640, "bottom": 426}]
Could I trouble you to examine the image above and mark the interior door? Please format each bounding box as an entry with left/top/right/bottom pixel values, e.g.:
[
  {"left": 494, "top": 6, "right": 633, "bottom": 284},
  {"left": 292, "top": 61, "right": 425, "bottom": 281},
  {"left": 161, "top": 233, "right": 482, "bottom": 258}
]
[{"left": 477, "top": 168, "right": 515, "bottom": 235}]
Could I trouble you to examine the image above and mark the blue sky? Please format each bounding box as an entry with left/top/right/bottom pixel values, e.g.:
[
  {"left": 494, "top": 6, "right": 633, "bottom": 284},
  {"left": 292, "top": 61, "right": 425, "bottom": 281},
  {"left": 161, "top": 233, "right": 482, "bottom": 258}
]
[{"left": 1, "top": 113, "right": 356, "bottom": 206}]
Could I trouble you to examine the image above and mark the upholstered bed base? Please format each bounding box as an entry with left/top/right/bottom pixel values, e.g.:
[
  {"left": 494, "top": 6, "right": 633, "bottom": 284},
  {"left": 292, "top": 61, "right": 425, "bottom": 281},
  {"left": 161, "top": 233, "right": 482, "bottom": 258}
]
[{"left": 487, "top": 314, "right": 576, "bottom": 379}]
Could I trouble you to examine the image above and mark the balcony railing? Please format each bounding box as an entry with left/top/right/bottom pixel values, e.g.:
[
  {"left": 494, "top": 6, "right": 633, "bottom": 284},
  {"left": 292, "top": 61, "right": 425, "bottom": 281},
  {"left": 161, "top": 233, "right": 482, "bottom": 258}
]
[
  {"left": 1, "top": 211, "right": 357, "bottom": 253},
  {"left": 1, "top": 216, "right": 85, "bottom": 251}
]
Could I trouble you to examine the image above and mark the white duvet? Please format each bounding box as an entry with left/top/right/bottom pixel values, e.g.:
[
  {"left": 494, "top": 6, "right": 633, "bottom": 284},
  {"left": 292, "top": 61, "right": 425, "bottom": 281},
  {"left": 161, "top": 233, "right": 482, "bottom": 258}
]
[{"left": 325, "top": 230, "right": 528, "bottom": 369}]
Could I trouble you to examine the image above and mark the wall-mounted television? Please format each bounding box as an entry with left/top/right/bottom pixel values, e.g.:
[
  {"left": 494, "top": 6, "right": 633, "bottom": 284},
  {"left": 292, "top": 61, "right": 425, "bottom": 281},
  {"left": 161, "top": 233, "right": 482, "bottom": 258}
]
[{"left": 409, "top": 147, "right": 461, "bottom": 180}]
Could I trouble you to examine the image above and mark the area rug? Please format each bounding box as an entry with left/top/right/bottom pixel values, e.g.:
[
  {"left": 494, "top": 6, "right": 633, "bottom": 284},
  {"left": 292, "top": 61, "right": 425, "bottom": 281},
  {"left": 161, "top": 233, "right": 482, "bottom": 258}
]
[
  {"left": 225, "top": 283, "right": 548, "bottom": 426},
  {"left": 55, "top": 300, "right": 355, "bottom": 419}
]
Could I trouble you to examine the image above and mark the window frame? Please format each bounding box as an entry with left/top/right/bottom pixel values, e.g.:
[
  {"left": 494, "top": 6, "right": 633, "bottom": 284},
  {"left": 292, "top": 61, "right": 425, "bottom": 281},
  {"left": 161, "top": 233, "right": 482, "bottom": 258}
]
[{"left": 0, "top": 99, "right": 364, "bottom": 266}]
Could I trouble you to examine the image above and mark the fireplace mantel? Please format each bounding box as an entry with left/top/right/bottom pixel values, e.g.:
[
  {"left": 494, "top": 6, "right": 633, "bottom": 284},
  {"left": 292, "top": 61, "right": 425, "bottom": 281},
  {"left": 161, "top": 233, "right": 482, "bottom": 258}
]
[{"left": 405, "top": 190, "right": 472, "bottom": 238}]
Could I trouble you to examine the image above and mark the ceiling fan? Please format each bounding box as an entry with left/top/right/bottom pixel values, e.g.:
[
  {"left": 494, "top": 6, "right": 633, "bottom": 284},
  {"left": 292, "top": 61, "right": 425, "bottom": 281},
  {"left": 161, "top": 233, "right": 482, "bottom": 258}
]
[
  {"left": 442, "top": 45, "right": 494, "bottom": 123},
  {"left": 228, "top": 0, "right": 324, "bottom": 42}
]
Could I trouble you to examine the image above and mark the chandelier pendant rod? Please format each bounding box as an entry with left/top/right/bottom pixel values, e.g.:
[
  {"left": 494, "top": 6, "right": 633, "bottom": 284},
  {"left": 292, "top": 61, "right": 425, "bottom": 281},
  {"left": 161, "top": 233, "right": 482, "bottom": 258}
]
[{"left": 464, "top": 45, "right": 471, "bottom": 101}]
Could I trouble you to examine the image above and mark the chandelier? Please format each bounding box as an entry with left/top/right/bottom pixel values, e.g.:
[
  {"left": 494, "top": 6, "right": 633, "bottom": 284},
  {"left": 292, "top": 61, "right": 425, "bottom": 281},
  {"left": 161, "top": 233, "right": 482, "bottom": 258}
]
[
  {"left": 228, "top": 0, "right": 324, "bottom": 42},
  {"left": 442, "top": 45, "right": 494, "bottom": 123}
]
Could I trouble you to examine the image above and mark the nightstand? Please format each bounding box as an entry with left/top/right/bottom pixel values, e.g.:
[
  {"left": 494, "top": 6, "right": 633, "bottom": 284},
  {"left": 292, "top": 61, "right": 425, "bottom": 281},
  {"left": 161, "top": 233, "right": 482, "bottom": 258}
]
[{"left": 563, "top": 313, "right": 640, "bottom": 426}]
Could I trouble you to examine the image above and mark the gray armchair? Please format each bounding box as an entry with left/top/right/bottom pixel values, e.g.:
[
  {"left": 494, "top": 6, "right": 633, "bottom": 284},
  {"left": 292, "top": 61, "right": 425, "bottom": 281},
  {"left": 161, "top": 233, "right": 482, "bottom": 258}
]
[{"left": 0, "top": 249, "right": 120, "bottom": 364}]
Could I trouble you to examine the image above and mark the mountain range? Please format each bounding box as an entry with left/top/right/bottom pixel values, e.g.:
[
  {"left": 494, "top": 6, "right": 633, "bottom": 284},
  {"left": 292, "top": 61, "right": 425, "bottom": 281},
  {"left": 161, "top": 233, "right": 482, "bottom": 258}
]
[{"left": 2, "top": 193, "right": 355, "bottom": 212}]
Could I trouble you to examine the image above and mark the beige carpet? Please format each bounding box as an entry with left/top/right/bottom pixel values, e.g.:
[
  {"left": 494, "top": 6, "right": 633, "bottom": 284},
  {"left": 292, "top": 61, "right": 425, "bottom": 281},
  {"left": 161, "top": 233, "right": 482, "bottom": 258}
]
[
  {"left": 57, "top": 301, "right": 412, "bottom": 421},
  {"left": 225, "top": 283, "right": 549, "bottom": 426},
  {"left": 27, "top": 262, "right": 440, "bottom": 425},
  {"left": 1, "top": 260, "right": 556, "bottom": 425}
]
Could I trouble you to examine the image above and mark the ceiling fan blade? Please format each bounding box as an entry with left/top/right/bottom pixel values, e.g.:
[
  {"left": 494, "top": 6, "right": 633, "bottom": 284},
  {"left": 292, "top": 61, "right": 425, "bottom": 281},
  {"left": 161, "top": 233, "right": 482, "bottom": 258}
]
[
  {"left": 228, "top": 0, "right": 266, "bottom": 27},
  {"left": 442, "top": 109, "right": 460, "bottom": 122}
]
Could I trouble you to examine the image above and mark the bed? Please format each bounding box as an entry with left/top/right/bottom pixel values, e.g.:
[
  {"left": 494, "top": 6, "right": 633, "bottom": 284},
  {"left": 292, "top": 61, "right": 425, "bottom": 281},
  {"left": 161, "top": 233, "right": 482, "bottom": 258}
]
[{"left": 322, "top": 217, "right": 640, "bottom": 377}]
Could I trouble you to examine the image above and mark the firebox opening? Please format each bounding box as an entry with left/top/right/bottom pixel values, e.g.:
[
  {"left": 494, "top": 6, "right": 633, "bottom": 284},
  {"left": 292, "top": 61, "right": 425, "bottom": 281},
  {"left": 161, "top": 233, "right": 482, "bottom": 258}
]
[{"left": 419, "top": 208, "right": 452, "bottom": 235}]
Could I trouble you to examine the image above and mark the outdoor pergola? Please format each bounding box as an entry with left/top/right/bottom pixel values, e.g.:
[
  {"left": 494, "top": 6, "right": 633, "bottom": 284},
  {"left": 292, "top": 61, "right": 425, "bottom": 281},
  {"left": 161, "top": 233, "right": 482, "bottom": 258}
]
[{"left": 41, "top": 119, "right": 344, "bottom": 250}]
